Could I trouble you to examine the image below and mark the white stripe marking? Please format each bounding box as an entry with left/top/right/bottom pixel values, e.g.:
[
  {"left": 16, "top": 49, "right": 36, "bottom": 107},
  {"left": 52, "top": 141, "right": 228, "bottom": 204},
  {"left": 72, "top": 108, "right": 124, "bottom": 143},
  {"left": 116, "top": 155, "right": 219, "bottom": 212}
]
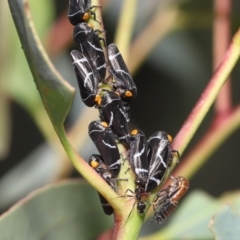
[
  {"left": 135, "top": 168, "right": 148, "bottom": 175},
  {"left": 109, "top": 52, "right": 121, "bottom": 61},
  {"left": 108, "top": 112, "right": 114, "bottom": 127},
  {"left": 88, "top": 41, "right": 103, "bottom": 52},
  {"left": 68, "top": 10, "right": 83, "bottom": 17},
  {"left": 133, "top": 146, "right": 145, "bottom": 158},
  {"left": 102, "top": 140, "right": 116, "bottom": 148}
]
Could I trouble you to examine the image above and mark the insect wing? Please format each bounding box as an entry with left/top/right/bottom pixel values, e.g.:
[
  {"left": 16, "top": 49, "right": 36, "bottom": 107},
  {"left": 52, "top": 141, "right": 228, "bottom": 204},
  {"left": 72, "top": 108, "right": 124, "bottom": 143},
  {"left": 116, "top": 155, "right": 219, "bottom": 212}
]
[
  {"left": 88, "top": 121, "right": 121, "bottom": 176},
  {"left": 89, "top": 154, "right": 115, "bottom": 215},
  {"left": 122, "top": 102, "right": 130, "bottom": 122},
  {"left": 68, "top": 0, "right": 91, "bottom": 25},
  {"left": 152, "top": 176, "right": 189, "bottom": 224},
  {"left": 99, "top": 91, "right": 130, "bottom": 148},
  {"left": 129, "top": 129, "right": 148, "bottom": 183},
  {"left": 71, "top": 50, "right": 98, "bottom": 107},
  {"left": 146, "top": 131, "right": 171, "bottom": 192},
  {"left": 108, "top": 43, "right": 137, "bottom": 98},
  {"left": 73, "top": 23, "right": 106, "bottom": 81},
  {"left": 97, "top": 193, "right": 114, "bottom": 215}
]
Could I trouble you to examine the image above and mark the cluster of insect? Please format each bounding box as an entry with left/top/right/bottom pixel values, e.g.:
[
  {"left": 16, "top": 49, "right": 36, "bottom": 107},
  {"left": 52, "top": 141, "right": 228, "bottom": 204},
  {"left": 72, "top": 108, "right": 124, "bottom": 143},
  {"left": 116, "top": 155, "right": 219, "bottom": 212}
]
[{"left": 68, "top": 0, "right": 189, "bottom": 224}]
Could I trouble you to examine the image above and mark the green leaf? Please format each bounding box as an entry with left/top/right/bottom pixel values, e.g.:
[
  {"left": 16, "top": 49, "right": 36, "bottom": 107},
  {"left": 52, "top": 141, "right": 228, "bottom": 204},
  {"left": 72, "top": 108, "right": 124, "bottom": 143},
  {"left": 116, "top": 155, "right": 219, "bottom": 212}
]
[
  {"left": 8, "top": 0, "right": 75, "bottom": 130},
  {"left": 7, "top": 0, "right": 85, "bottom": 181},
  {"left": 5, "top": 0, "right": 55, "bottom": 111},
  {"left": 209, "top": 205, "right": 240, "bottom": 240},
  {"left": 0, "top": 180, "right": 113, "bottom": 240}
]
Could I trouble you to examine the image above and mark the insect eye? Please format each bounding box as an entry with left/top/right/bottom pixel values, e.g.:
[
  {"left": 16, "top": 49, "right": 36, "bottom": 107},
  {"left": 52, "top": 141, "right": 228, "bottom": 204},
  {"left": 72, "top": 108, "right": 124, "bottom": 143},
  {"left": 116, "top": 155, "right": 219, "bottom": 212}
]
[
  {"left": 131, "top": 129, "right": 138, "bottom": 136},
  {"left": 90, "top": 159, "right": 99, "bottom": 169},
  {"left": 125, "top": 91, "right": 133, "bottom": 98},
  {"left": 167, "top": 134, "right": 173, "bottom": 142},
  {"left": 101, "top": 121, "right": 108, "bottom": 128},
  {"left": 83, "top": 12, "right": 90, "bottom": 21}
]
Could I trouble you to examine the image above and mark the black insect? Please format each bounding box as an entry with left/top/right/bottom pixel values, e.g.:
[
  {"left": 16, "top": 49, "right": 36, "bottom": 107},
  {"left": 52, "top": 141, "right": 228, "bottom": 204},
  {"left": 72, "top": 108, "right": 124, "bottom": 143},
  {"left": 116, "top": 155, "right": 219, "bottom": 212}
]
[
  {"left": 107, "top": 43, "right": 137, "bottom": 99},
  {"left": 97, "top": 91, "right": 130, "bottom": 148},
  {"left": 124, "top": 184, "right": 149, "bottom": 218},
  {"left": 89, "top": 154, "right": 115, "bottom": 215},
  {"left": 70, "top": 50, "right": 100, "bottom": 107},
  {"left": 121, "top": 103, "right": 130, "bottom": 123},
  {"left": 145, "top": 131, "right": 175, "bottom": 192},
  {"left": 121, "top": 130, "right": 146, "bottom": 216},
  {"left": 129, "top": 129, "right": 149, "bottom": 189},
  {"left": 151, "top": 176, "right": 189, "bottom": 224},
  {"left": 68, "top": 0, "right": 101, "bottom": 25},
  {"left": 125, "top": 129, "right": 149, "bottom": 215},
  {"left": 125, "top": 131, "right": 178, "bottom": 218},
  {"left": 107, "top": 44, "right": 137, "bottom": 121},
  {"left": 88, "top": 121, "right": 121, "bottom": 176},
  {"left": 73, "top": 23, "right": 106, "bottom": 82},
  {"left": 89, "top": 154, "right": 119, "bottom": 179}
]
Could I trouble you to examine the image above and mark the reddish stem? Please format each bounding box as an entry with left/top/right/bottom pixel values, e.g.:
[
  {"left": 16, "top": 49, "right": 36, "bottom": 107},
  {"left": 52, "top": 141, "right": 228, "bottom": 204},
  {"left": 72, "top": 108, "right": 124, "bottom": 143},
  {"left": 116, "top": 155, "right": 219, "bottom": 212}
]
[
  {"left": 164, "top": 104, "right": 240, "bottom": 190},
  {"left": 172, "top": 32, "right": 240, "bottom": 154},
  {"left": 214, "top": 0, "right": 232, "bottom": 116}
]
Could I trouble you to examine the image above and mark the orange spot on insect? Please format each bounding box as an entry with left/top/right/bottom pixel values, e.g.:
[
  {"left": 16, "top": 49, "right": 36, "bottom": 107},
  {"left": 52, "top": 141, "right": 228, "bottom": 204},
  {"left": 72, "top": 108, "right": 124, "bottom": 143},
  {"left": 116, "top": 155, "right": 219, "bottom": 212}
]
[
  {"left": 97, "top": 97, "right": 102, "bottom": 105},
  {"left": 167, "top": 135, "right": 173, "bottom": 143},
  {"left": 131, "top": 129, "right": 138, "bottom": 136},
  {"left": 95, "top": 94, "right": 101, "bottom": 102},
  {"left": 90, "top": 159, "right": 99, "bottom": 169},
  {"left": 101, "top": 122, "right": 108, "bottom": 128},
  {"left": 83, "top": 12, "right": 90, "bottom": 21},
  {"left": 125, "top": 91, "right": 133, "bottom": 98}
]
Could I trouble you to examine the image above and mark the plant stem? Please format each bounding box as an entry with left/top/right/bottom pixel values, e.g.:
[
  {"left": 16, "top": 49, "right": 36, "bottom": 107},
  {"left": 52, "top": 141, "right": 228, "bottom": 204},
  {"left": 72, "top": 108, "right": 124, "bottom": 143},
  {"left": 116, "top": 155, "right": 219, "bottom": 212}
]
[
  {"left": 171, "top": 105, "right": 240, "bottom": 181},
  {"left": 114, "top": 0, "right": 137, "bottom": 64},
  {"left": 172, "top": 28, "right": 240, "bottom": 155},
  {"left": 214, "top": 0, "right": 232, "bottom": 115},
  {"left": 128, "top": 3, "right": 180, "bottom": 74}
]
